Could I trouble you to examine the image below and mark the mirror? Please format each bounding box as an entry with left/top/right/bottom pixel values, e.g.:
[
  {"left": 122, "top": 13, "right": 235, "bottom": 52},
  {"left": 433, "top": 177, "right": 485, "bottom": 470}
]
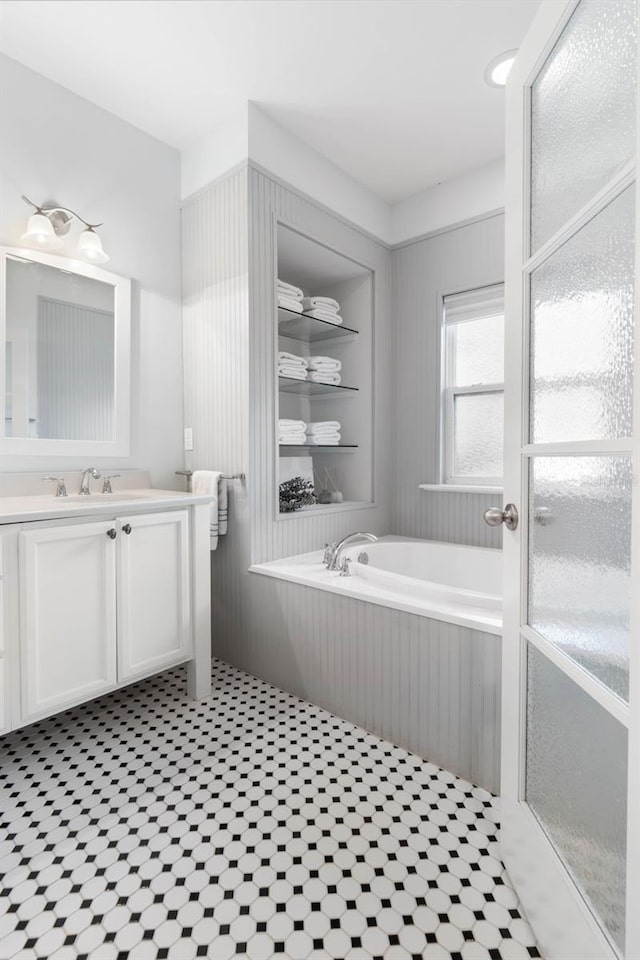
[{"left": 1, "top": 247, "right": 131, "bottom": 456}]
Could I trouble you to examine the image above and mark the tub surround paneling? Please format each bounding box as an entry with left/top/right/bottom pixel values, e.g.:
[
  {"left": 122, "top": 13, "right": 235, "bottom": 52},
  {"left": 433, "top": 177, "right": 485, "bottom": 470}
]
[
  {"left": 392, "top": 212, "right": 506, "bottom": 548},
  {"left": 240, "top": 575, "right": 501, "bottom": 794}
]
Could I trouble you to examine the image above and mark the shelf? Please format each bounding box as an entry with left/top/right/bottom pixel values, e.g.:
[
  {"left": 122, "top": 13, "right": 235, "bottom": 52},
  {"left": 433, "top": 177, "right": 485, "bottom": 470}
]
[
  {"left": 279, "top": 443, "right": 357, "bottom": 452},
  {"left": 277, "top": 307, "right": 359, "bottom": 343},
  {"left": 279, "top": 376, "right": 358, "bottom": 396}
]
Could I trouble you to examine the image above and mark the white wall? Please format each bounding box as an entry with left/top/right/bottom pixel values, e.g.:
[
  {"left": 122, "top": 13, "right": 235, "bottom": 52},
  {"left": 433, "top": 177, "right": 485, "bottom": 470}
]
[
  {"left": 181, "top": 109, "right": 249, "bottom": 201},
  {"left": 180, "top": 103, "right": 505, "bottom": 247},
  {"left": 0, "top": 54, "right": 183, "bottom": 487},
  {"left": 391, "top": 158, "right": 505, "bottom": 246},
  {"left": 248, "top": 104, "right": 392, "bottom": 244}
]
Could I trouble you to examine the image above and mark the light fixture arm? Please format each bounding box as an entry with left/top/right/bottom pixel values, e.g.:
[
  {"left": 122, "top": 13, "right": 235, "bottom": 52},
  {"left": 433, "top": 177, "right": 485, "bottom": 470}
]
[{"left": 21, "top": 194, "right": 103, "bottom": 230}]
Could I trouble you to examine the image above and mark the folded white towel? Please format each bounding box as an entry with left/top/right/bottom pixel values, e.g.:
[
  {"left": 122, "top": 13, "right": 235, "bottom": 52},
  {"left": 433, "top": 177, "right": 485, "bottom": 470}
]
[
  {"left": 279, "top": 368, "right": 307, "bottom": 381},
  {"left": 278, "top": 351, "right": 308, "bottom": 367},
  {"left": 279, "top": 419, "right": 306, "bottom": 429},
  {"left": 306, "top": 421, "right": 341, "bottom": 432},
  {"left": 279, "top": 436, "right": 307, "bottom": 445},
  {"left": 303, "top": 308, "right": 343, "bottom": 325},
  {"left": 301, "top": 296, "right": 340, "bottom": 312},
  {"left": 308, "top": 358, "right": 341, "bottom": 372},
  {"left": 277, "top": 280, "right": 304, "bottom": 299},
  {"left": 306, "top": 435, "right": 341, "bottom": 445},
  {"left": 192, "top": 470, "right": 228, "bottom": 551},
  {"left": 278, "top": 296, "right": 304, "bottom": 314},
  {"left": 307, "top": 371, "right": 342, "bottom": 384}
]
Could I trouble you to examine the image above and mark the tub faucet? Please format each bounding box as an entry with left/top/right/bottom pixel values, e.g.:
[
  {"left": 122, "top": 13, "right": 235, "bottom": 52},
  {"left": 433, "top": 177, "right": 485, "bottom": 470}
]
[
  {"left": 78, "top": 467, "right": 101, "bottom": 495},
  {"left": 327, "top": 532, "right": 378, "bottom": 571}
]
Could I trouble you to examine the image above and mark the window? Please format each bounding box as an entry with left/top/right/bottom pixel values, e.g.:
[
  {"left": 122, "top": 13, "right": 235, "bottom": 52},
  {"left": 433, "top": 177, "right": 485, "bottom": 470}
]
[{"left": 441, "top": 284, "right": 504, "bottom": 486}]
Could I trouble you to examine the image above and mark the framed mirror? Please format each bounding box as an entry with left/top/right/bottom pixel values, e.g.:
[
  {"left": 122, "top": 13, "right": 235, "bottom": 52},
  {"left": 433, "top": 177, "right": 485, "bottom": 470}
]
[{"left": 0, "top": 246, "right": 131, "bottom": 457}]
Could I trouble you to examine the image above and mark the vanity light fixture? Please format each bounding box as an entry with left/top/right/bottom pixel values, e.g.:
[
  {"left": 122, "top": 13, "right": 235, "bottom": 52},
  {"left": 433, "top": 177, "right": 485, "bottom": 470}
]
[
  {"left": 21, "top": 195, "right": 110, "bottom": 263},
  {"left": 484, "top": 49, "right": 518, "bottom": 87}
]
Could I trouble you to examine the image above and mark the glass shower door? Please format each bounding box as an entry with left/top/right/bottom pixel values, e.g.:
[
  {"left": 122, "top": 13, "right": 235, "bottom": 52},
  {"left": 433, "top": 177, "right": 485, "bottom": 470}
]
[{"left": 500, "top": 2, "right": 639, "bottom": 958}]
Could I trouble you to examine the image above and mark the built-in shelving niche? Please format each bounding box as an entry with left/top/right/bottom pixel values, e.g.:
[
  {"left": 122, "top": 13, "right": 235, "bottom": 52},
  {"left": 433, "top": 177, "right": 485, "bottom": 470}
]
[{"left": 277, "top": 223, "right": 374, "bottom": 516}]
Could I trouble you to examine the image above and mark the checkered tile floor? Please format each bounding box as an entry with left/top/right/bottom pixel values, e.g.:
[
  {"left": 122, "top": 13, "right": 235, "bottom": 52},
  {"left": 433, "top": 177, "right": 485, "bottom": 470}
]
[{"left": 0, "top": 660, "right": 541, "bottom": 959}]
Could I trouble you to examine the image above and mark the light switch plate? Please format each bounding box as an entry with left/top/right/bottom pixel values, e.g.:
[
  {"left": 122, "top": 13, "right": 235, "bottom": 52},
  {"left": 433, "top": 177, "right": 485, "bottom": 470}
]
[{"left": 184, "top": 427, "right": 193, "bottom": 451}]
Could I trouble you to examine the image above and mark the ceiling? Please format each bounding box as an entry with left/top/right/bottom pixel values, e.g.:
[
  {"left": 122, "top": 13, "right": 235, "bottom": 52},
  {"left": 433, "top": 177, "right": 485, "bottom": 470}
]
[{"left": 0, "top": 0, "right": 539, "bottom": 203}]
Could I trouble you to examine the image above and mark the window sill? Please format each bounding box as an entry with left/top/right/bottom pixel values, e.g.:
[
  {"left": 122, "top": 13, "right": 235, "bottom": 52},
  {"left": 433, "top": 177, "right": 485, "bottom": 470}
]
[{"left": 419, "top": 483, "right": 503, "bottom": 495}]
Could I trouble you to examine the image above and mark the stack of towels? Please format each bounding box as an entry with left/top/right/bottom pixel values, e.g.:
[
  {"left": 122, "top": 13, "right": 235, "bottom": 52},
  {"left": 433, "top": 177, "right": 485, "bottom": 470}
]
[
  {"left": 307, "top": 356, "right": 341, "bottom": 386},
  {"left": 278, "top": 279, "right": 304, "bottom": 313},
  {"left": 279, "top": 419, "right": 307, "bottom": 445},
  {"left": 306, "top": 421, "right": 341, "bottom": 445},
  {"left": 278, "top": 351, "right": 308, "bottom": 380},
  {"left": 302, "top": 296, "right": 342, "bottom": 326}
]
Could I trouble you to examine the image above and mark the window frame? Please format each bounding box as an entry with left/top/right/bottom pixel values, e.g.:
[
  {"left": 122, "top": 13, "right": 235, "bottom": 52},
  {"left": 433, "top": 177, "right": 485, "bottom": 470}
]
[{"left": 439, "top": 283, "right": 505, "bottom": 488}]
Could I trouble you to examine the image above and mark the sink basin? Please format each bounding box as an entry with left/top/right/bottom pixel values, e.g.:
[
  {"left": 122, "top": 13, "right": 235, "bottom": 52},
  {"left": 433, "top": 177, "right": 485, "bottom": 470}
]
[{"left": 60, "top": 492, "right": 154, "bottom": 504}]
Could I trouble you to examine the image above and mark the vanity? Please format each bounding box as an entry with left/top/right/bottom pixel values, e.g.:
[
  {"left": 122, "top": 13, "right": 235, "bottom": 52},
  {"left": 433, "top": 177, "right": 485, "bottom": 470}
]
[{"left": 0, "top": 246, "right": 213, "bottom": 734}]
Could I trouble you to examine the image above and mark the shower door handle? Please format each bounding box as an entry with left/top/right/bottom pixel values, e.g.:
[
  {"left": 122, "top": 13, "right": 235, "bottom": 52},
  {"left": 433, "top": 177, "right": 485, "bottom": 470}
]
[{"left": 483, "top": 503, "right": 518, "bottom": 531}]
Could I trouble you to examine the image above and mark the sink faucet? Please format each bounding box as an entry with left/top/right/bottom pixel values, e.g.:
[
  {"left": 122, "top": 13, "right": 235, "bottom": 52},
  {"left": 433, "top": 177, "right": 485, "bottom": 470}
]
[
  {"left": 78, "top": 467, "right": 101, "bottom": 495},
  {"left": 326, "top": 532, "right": 378, "bottom": 571}
]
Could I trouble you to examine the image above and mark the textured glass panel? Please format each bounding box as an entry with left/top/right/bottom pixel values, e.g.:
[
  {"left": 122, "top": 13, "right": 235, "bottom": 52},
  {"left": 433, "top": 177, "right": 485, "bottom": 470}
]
[
  {"left": 526, "top": 645, "right": 627, "bottom": 950},
  {"left": 452, "top": 314, "right": 504, "bottom": 386},
  {"left": 453, "top": 393, "right": 503, "bottom": 477},
  {"left": 530, "top": 186, "right": 635, "bottom": 443},
  {"left": 528, "top": 456, "right": 631, "bottom": 699},
  {"left": 531, "top": 0, "right": 638, "bottom": 249}
]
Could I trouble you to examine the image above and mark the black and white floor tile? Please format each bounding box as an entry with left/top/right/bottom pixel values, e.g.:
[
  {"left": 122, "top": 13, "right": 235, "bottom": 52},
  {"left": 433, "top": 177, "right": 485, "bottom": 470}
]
[{"left": 1, "top": 660, "right": 541, "bottom": 960}]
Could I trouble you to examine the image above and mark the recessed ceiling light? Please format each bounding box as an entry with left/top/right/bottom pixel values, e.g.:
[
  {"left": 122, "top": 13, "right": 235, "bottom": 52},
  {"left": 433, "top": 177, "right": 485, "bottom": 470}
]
[{"left": 484, "top": 49, "right": 518, "bottom": 88}]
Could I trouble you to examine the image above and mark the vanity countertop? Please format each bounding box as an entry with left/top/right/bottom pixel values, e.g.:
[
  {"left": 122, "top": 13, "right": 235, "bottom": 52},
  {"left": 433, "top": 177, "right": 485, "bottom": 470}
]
[{"left": 0, "top": 489, "right": 215, "bottom": 525}]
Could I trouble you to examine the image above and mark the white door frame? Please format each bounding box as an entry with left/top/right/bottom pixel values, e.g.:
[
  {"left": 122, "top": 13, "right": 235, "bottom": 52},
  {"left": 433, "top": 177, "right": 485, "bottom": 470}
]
[{"left": 502, "top": 1, "right": 639, "bottom": 958}]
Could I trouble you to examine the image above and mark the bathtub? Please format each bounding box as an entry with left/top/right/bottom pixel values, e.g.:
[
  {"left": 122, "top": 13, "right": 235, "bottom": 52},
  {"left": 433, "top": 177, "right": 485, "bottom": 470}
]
[{"left": 251, "top": 535, "right": 502, "bottom": 634}]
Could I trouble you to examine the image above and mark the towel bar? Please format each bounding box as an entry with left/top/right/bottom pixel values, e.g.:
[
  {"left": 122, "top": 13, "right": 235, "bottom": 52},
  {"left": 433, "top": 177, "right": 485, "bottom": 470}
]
[{"left": 175, "top": 469, "right": 245, "bottom": 484}]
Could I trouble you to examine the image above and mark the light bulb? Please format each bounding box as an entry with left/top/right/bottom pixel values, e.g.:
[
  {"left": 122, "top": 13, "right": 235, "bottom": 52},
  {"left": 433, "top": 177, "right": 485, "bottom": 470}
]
[
  {"left": 77, "top": 227, "right": 109, "bottom": 264},
  {"left": 21, "top": 212, "right": 64, "bottom": 250},
  {"left": 484, "top": 50, "right": 518, "bottom": 88}
]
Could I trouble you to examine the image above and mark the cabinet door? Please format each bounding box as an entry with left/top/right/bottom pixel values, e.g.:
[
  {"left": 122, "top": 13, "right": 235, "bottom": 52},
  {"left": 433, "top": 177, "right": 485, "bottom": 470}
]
[
  {"left": 116, "top": 510, "right": 190, "bottom": 682},
  {"left": 20, "top": 521, "right": 117, "bottom": 719}
]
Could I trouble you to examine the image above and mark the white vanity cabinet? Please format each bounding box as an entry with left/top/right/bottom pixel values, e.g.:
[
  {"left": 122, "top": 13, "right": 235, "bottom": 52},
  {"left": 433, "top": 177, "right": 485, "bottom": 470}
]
[
  {"left": 20, "top": 519, "right": 119, "bottom": 719},
  {"left": 0, "top": 488, "right": 214, "bottom": 734},
  {"left": 19, "top": 510, "right": 191, "bottom": 721},
  {"left": 116, "top": 511, "right": 190, "bottom": 682}
]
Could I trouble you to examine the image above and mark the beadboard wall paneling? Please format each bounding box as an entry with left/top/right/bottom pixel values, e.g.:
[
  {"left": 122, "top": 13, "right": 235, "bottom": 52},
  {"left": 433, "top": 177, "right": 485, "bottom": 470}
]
[
  {"left": 248, "top": 165, "right": 393, "bottom": 563},
  {"left": 182, "top": 165, "right": 249, "bottom": 478},
  {"left": 216, "top": 574, "right": 501, "bottom": 794},
  {"left": 392, "top": 213, "right": 505, "bottom": 548},
  {"left": 181, "top": 166, "right": 252, "bottom": 663}
]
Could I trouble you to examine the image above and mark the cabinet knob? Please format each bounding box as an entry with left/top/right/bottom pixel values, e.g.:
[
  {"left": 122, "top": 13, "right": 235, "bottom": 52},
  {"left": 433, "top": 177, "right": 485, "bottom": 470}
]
[
  {"left": 106, "top": 528, "right": 117, "bottom": 539},
  {"left": 122, "top": 524, "right": 132, "bottom": 535}
]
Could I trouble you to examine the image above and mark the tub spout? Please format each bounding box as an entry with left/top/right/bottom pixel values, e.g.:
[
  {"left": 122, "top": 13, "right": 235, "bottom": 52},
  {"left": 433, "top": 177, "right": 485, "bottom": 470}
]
[{"left": 327, "top": 532, "right": 378, "bottom": 571}]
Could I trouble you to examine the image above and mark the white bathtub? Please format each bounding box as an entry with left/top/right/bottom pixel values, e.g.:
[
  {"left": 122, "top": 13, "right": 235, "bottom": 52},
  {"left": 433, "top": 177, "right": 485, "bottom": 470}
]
[{"left": 251, "top": 535, "right": 502, "bottom": 634}]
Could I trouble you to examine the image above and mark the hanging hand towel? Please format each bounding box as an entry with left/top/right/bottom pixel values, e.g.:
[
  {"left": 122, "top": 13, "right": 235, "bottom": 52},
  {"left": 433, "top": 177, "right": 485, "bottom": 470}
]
[{"left": 192, "top": 470, "right": 228, "bottom": 550}]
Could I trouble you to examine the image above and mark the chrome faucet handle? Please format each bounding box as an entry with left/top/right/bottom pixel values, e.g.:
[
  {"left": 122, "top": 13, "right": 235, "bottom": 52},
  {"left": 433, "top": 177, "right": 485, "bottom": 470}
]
[
  {"left": 102, "top": 475, "right": 121, "bottom": 494},
  {"left": 323, "top": 542, "right": 337, "bottom": 567},
  {"left": 43, "top": 476, "right": 68, "bottom": 498},
  {"left": 339, "top": 557, "right": 352, "bottom": 577}
]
